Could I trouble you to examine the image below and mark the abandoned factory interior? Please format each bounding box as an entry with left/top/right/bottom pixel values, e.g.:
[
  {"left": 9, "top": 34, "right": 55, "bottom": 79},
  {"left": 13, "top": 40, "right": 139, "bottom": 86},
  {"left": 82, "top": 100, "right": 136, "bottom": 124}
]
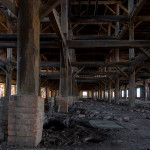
[{"left": 0, "top": 0, "right": 150, "bottom": 149}]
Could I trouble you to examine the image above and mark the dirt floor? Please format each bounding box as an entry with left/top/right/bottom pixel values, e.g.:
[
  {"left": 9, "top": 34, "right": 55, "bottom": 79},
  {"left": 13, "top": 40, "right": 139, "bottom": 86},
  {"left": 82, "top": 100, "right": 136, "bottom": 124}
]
[{"left": 1, "top": 98, "right": 150, "bottom": 150}]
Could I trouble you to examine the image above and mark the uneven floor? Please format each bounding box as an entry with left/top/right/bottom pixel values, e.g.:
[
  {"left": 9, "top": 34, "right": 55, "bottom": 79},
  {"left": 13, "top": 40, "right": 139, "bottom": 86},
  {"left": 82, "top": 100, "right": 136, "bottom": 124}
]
[{"left": 1, "top": 98, "right": 150, "bottom": 150}]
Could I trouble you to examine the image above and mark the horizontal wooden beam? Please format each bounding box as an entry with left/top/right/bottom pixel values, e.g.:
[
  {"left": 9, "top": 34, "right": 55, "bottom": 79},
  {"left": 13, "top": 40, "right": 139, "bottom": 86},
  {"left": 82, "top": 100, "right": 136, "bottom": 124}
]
[
  {"left": 71, "top": 62, "right": 130, "bottom": 67},
  {"left": 40, "top": 72, "right": 59, "bottom": 79},
  {"left": 75, "top": 71, "right": 117, "bottom": 75},
  {"left": 76, "top": 77, "right": 107, "bottom": 83},
  {"left": 0, "top": 41, "right": 60, "bottom": 48},
  {"left": 71, "top": 16, "right": 129, "bottom": 24},
  {"left": 134, "top": 16, "right": 150, "bottom": 22},
  {"left": 67, "top": 40, "right": 150, "bottom": 48},
  {"left": 71, "top": 1, "right": 119, "bottom": 5},
  {"left": 74, "top": 35, "right": 117, "bottom": 40},
  {"left": 0, "top": 33, "right": 58, "bottom": 41},
  {"left": 40, "top": 62, "right": 60, "bottom": 67}
]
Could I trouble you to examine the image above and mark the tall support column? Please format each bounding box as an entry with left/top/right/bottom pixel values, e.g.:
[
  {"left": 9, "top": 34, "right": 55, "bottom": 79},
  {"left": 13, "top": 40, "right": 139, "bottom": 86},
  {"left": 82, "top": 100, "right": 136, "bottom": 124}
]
[
  {"left": 125, "top": 85, "right": 127, "bottom": 100},
  {"left": 129, "top": 71, "right": 135, "bottom": 108},
  {"left": 8, "top": 0, "right": 44, "bottom": 147},
  {"left": 115, "top": 3, "right": 120, "bottom": 104},
  {"left": 128, "top": 0, "right": 135, "bottom": 108},
  {"left": 17, "top": 0, "right": 40, "bottom": 95},
  {"left": 59, "top": 52, "right": 67, "bottom": 96},
  {"left": 143, "top": 79, "right": 147, "bottom": 101},
  {"left": 5, "top": 20, "right": 12, "bottom": 97},
  {"left": 115, "top": 50, "right": 120, "bottom": 104},
  {"left": 108, "top": 57, "right": 112, "bottom": 103},
  {"left": 108, "top": 83, "right": 111, "bottom": 103},
  {"left": 59, "top": 0, "right": 69, "bottom": 96},
  {"left": 100, "top": 88, "right": 102, "bottom": 100}
]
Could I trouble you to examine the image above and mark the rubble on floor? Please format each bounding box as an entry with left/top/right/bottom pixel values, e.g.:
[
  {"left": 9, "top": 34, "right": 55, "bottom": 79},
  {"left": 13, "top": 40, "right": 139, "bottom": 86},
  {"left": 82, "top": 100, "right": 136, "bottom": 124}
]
[{"left": 1, "top": 98, "right": 150, "bottom": 150}]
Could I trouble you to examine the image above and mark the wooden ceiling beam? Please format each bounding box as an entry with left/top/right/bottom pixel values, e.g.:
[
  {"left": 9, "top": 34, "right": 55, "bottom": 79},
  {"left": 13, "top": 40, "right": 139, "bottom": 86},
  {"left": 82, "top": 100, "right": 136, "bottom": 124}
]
[
  {"left": 71, "top": 1, "right": 119, "bottom": 5},
  {"left": 67, "top": 40, "right": 150, "bottom": 48},
  {"left": 71, "top": 62, "right": 130, "bottom": 67},
  {"left": 118, "top": 0, "right": 146, "bottom": 39},
  {"left": 71, "top": 15, "right": 129, "bottom": 24}
]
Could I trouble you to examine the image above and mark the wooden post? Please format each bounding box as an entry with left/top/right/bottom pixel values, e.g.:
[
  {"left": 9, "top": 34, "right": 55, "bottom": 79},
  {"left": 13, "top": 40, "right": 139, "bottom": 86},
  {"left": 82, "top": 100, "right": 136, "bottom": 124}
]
[
  {"left": 108, "top": 82, "right": 111, "bottom": 103},
  {"left": 17, "top": 0, "right": 40, "bottom": 95},
  {"left": 125, "top": 85, "right": 127, "bottom": 100},
  {"left": 59, "top": 0, "right": 69, "bottom": 96},
  {"left": 128, "top": 0, "right": 135, "bottom": 108},
  {"left": 108, "top": 56, "right": 112, "bottom": 103},
  {"left": 115, "top": 3, "right": 120, "bottom": 104},
  {"left": 129, "top": 71, "right": 135, "bottom": 108},
  {"left": 100, "top": 88, "right": 103, "bottom": 100},
  {"left": 5, "top": 20, "right": 12, "bottom": 97},
  {"left": 143, "top": 79, "right": 147, "bottom": 101},
  {"left": 115, "top": 49, "right": 120, "bottom": 104}
]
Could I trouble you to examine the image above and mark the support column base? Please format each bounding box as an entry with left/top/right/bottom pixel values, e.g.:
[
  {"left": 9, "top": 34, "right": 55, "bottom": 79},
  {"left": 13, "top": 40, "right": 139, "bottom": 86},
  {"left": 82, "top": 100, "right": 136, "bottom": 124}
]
[
  {"left": 0, "top": 97, "right": 9, "bottom": 141},
  {"left": 8, "top": 95, "right": 44, "bottom": 147},
  {"left": 56, "top": 96, "right": 79, "bottom": 113}
]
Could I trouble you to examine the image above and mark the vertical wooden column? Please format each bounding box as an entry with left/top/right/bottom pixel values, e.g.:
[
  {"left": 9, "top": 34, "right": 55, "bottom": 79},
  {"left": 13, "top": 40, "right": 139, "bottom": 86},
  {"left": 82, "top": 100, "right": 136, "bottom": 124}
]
[
  {"left": 5, "top": 49, "right": 12, "bottom": 97},
  {"left": 8, "top": 0, "right": 44, "bottom": 147},
  {"left": 108, "top": 57, "right": 112, "bottom": 103},
  {"left": 128, "top": 0, "right": 135, "bottom": 108},
  {"left": 115, "top": 3, "right": 120, "bottom": 104},
  {"left": 129, "top": 71, "right": 135, "bottom": 108},
  {"left": 103, "top": 85, "right": 106, "bottom": 100},
  {"left": 59, "top": 0, "right": 69, "bottom": 96},
  {"left": 100, "top": 88, "right": 102, "bottom": 99},
  {"left": 5, "top": 20, "right": 12, "bottom": 97},
  {"left": 125, "top": 85, "right": 127, "bottom": 100},
  {"left": 143, "top": 79, "right": 147, "bottom": 101},
  {"left": 17, "top": 0, "right": 40, "bottom": 95},
  {"left": 108, "top": 83, "right": 111, "bottom": 103},
  {"left": 115, "top": 49, "right": 119, "bottom": 104}
]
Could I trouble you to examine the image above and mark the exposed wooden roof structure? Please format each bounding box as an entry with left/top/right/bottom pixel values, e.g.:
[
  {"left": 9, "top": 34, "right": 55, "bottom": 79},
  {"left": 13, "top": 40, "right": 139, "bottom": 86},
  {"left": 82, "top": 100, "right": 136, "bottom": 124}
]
[{"left": 0, "top": 0, "right": 149, "bottom": 108}]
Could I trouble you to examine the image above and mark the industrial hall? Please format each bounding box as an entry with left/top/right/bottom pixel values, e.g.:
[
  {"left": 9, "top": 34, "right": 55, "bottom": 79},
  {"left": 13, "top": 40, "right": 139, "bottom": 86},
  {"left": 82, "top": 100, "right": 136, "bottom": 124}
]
[{"left": 0, "top": 0, "right": 150, "bottom": 149}]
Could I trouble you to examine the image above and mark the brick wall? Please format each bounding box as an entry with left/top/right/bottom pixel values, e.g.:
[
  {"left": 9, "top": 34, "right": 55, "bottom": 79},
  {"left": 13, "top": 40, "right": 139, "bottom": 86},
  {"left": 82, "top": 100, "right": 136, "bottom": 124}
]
[
  {"left": 8, "top": 95, "right": 44, "bottom": 147},
  {"left": 0, "top": 97, "right": 9, "bottom": 141},
  {"left": 56, "top": 96, "right": 79, "bottom": 113}
]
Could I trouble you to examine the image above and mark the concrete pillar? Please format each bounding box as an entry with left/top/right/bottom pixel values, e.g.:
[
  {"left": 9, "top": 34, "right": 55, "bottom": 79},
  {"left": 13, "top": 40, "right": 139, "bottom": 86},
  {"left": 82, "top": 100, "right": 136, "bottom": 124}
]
[{"left": 8, "top": 0, "right": 44, "bottom": 146}]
